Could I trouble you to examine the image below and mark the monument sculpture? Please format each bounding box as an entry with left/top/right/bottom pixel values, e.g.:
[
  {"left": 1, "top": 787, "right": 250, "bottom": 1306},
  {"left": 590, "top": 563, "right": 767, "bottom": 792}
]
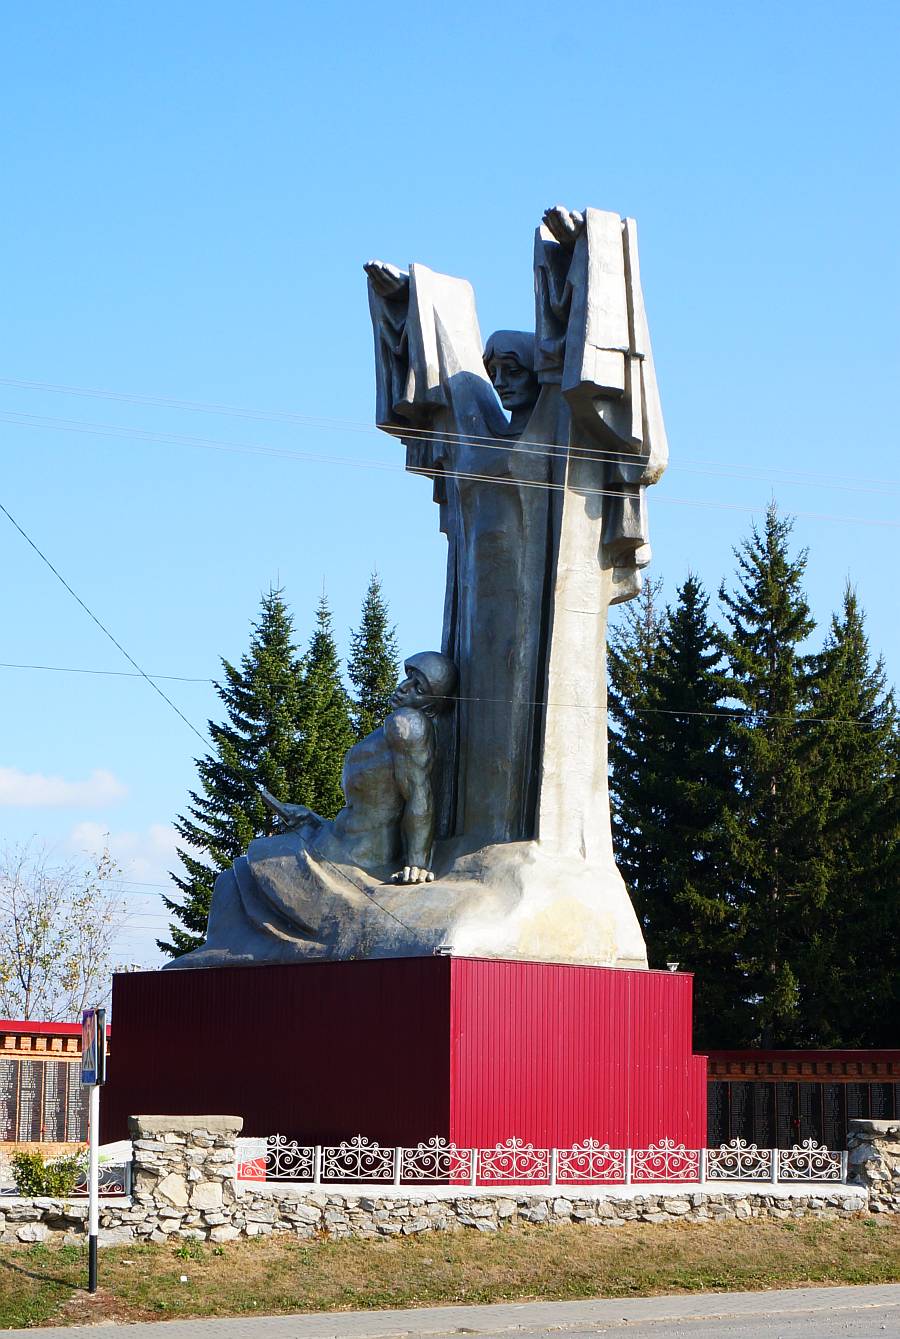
[
  {"left": 107, "top": 205, "right": 706, "bottom": 1155},
  {"left": 172, "top": 205, "right": 668, "bottom": 971}
]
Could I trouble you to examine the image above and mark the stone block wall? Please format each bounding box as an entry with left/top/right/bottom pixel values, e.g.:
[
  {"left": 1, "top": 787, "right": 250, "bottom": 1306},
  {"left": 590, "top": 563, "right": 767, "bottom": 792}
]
[
  {"left": 0, "top": 1198, "right": 88, "bottom": 1244},
  {"left": 847, "top": 1119, "right": 900, "bottom": 1214},
  {"left": 240, "top": 1186, "right": 865, "bottom": 1239}
]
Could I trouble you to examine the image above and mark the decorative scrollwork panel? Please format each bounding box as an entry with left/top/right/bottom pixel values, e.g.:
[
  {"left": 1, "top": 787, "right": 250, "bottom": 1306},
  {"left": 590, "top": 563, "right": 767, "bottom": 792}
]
[
  {"left": 706, "top": 1139, "right": 772, "bottom": 1181},
  {"left": 400, "top": 1137, "right": 473, "bottom": 1181},
  {"left": 72, "top": 1164, "right": 128, "bottom": 1196},
  {"left": 778, "top": 1140, "right": 842, "bottom": 1181},
  {"left": 557, "top": 1139, "right": 626, "bottom": 1183},
  {"left": 632, "top": 1138, "right": 700, "bottom": 1182},
  {"left": 322, "top": 1135, "right": 394, "bottom": 1181},
  {"left": 266, "top": 1135, "right": 315, "bottom": 1181},
  {"left": 478, "top": 1137, "right": 550, "bottom": 1183}
]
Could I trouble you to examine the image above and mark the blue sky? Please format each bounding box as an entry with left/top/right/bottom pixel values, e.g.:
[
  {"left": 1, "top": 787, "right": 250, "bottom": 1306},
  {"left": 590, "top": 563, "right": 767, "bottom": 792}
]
[{"left": 1, "top": 1, "right": 898, "bottom": 970}]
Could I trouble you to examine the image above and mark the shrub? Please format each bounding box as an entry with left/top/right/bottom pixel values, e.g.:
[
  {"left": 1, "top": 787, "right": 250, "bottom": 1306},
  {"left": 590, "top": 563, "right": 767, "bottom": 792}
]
[
  {"left": 10, "top": 1151, "right": 44, "bottom": 1196},
  {"left": 11, "top": 1149, "right": 84, "bottom": 1196}
]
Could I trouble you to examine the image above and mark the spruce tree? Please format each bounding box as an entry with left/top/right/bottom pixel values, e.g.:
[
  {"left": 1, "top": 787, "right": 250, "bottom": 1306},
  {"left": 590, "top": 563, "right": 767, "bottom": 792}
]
[
  {"left": 294, "top": 594, "right": 356, "bottom": 819},
  {"left": 161, "top": 588, "right": 306, "bottom": 956},
  {"left": 608, "top": 575, "right": 664, "bottom": 899},
  {"left": 718, "top": 504, "right": 824, "bottom": 1046},
  {"left": 610, "top": 575, "right": 741, "bottom": 1045},
  {"left": 347, "top": 572, "right": 400, "bottom": 740},
  {"left": 804, "top": 585, "right": 900, "bottom": 1044},
  {"left": 632, "top": 577, "right": 739, "bottom": 1047}
]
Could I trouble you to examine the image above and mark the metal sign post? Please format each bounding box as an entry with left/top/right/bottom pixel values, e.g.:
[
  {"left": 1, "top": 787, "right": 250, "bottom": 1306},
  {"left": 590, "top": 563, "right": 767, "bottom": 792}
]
[{"left": 80, "top": 1007, "right": 106, "bottom": 1295}]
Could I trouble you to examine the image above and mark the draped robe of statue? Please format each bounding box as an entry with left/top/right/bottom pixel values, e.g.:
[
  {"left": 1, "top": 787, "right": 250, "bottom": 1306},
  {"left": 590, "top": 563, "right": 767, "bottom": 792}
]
[
  {"left": 368, "top": 209, "right": 667, "bottom": 884},
  {"left": 167, "top": 207, "right": 669, "bottom": 972}
]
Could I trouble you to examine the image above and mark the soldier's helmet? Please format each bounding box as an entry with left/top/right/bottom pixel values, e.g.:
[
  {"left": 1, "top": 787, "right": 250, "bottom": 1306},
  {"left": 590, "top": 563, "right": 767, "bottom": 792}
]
[{"left": 403, "top": 651, "right": 458, "bottom": 713}]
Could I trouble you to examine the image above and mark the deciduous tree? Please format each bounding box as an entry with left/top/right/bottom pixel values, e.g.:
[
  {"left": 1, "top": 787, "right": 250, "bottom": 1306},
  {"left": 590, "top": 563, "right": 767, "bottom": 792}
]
[{"left": 0, "top": 843, "right": 124, "bottom": 1019}]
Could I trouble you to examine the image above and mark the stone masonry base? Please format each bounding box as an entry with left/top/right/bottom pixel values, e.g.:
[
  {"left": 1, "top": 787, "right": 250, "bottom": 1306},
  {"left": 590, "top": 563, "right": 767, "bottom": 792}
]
[{"left": 0, "top": 1183, "right": 869, "bottom": 1247}]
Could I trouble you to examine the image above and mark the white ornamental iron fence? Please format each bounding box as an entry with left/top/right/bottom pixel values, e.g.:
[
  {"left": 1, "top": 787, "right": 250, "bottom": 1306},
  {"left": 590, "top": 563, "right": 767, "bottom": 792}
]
[
  {"left": 72, "top": 1163, "right": 129, "bottom": 1196},
  {"left": 236, "top": 1135, "right": 847, "bottom": 1187}
]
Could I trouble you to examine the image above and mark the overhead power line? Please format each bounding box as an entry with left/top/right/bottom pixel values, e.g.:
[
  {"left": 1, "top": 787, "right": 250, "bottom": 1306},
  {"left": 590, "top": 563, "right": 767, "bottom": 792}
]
[
  {"left": 0, "top": 501, "right": 209, "bottom": 746},
  {"left": 0, "top": 388, "right": 894, "bottom": 742},
  {"left": 1, "top": 374, "right": 899, "bottom": 493},
  {"left": 1, "top": 408, "right": 898, "bottom": 530},
  {"left": 0, "top": 661, "right": 211, "bottom": 683},
  {"left": 108, "top": 878, "right": 177, "bottom": 890},
  {"left": 0, "top": 658, "right": 885, "bottom": 728}
]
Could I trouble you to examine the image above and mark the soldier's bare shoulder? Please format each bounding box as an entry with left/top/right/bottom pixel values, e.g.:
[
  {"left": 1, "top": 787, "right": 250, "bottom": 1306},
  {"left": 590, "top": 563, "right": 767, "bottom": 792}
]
[{"left": 384, "top": 706, "right": 431, "bottom": 750}]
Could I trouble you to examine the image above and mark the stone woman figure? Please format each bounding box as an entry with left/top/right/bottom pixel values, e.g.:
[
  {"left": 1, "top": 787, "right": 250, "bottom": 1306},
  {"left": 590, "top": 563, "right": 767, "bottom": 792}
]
[{"left": 365, "top": 205, "right": 667, "bottom": 871}]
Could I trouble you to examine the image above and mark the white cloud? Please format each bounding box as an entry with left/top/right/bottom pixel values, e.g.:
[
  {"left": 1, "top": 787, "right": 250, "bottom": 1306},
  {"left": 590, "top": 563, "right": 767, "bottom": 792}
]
[
  {"left": 68, "top": 822, "right": 181, "bottom": 972},
  {"left": 69, "top": 821, "right": 179, "bottom": 885},
  {"left": 0, "top": 766, "right": 127, "bottom": 808}
]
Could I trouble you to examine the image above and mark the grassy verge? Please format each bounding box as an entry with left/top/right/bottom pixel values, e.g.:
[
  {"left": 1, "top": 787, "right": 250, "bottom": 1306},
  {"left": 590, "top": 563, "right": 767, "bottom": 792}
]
[{"left": 1, "top": 1218, "right": 898, "bottom": 1330}]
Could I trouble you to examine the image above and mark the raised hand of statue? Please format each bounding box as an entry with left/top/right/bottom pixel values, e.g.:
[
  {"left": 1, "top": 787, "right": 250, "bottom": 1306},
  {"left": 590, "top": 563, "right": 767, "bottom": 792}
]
[
  {"left": 542, "top": 205, "right": 586, "bottom": 249},
  {"left": 393, "top": 864, "right": 435, "bottom": 885},
  {"left": 364, "top": 260, "right": 410, "bottom": 300}
]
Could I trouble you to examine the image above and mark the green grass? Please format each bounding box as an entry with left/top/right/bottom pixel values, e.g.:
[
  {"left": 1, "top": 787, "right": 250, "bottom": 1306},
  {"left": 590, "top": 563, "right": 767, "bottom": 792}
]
[{"left": 0, "top": 1217, "right": 897, "bottom": 1329}]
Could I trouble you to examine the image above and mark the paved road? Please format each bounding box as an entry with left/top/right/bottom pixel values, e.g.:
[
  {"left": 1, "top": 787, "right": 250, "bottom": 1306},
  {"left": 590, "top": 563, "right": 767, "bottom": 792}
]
[{"left": 25, "top": 1284, "right": 900, "bottom": 1337}]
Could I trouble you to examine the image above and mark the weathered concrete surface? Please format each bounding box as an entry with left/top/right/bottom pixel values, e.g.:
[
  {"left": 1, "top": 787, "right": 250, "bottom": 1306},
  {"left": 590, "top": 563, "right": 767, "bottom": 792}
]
[{"left": 128, "top": 1116, "right": 243, "bottom": 1137}]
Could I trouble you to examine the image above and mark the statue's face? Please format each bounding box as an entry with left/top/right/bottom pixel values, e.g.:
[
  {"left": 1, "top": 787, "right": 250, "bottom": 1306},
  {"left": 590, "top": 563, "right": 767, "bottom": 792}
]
[
  {"left": 486, "top": 354, "right": 538, "bottom": 412},
  {"left": 390, "top": 668, "right": 432, "bottom": 712}
]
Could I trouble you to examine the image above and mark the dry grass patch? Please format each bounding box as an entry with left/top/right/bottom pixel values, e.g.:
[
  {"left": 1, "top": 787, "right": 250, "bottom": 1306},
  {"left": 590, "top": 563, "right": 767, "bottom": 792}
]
[{"left": 0, "top": 1217, "right": 897, "bottom": 1329}]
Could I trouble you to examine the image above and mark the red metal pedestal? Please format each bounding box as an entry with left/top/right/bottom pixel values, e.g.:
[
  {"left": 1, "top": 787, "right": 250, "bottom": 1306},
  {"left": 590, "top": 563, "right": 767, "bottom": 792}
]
[{"left": 102, "top": 956, "right": 706, "bottom": 1147}]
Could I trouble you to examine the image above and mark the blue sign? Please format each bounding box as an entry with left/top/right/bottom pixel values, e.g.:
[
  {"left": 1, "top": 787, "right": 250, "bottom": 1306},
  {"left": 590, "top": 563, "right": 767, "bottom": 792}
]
[{"left": 81, "top": 1008, "right": 106, "bottom": 1086}]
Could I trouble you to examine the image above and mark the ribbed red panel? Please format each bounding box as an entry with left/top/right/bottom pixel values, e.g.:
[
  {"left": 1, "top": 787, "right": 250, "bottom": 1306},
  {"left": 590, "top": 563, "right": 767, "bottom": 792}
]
[
  {"left": 449, "top": 959, "right": 705, "bottom": 1148},
  {"left": 689, "top": 1054, "right": 709, "bottom": 1136},
  {"left": 102, "top": 958, "right": 452, "bottom": 1143},
  {"left": 104, "top": 956, "right": 705, "bottom": 1149}
]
